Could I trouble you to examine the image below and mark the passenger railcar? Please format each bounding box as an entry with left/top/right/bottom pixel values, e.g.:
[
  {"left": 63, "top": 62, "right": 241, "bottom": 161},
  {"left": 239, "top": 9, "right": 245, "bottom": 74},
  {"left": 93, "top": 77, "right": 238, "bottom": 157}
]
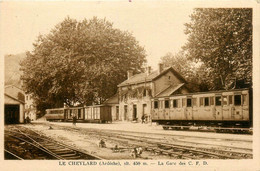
[
  {"left": 45, "top": 105, "right": 112, "bottom": 123},
  {"left": 45, "top": 108, "right": 65, "bottom": 121},
  {"left": 151, "top": 88, "right": 252, "bottom": 130}
]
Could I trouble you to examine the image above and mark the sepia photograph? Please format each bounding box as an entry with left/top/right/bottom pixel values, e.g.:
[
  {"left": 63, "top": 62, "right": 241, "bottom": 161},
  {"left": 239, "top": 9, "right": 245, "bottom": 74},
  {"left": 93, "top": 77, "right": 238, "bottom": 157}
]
[{"left": 0, "top": 0, "right": 259, "bottom": 170}]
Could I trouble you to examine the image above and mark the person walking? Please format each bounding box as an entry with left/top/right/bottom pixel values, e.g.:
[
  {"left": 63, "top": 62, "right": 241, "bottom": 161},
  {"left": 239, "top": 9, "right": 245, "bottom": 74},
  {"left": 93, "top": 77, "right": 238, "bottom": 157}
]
[
  {"left": 73, "top": 115, "right": 77, "bottom": 126},
  {"left": 141, "top": 115, "right": 145, "bottom": 124}
]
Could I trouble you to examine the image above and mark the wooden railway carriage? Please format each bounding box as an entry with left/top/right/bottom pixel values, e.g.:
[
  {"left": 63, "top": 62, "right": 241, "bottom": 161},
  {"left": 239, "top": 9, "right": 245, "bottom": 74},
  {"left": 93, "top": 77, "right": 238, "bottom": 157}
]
[
  {"left": 151, "top": 88, "right": 252, "bottom": 128},
  {"left": 45, "top": 105, "right": 112, "bottom": 123},
  {"left": 64, "top": 107, "right": 84, "bottom": 122},
  {"left": 84, "top": 105, "right": 112, "bottom": 123},
  {"left": 45, "top": 108, "right": 65, "bottom": 121}
]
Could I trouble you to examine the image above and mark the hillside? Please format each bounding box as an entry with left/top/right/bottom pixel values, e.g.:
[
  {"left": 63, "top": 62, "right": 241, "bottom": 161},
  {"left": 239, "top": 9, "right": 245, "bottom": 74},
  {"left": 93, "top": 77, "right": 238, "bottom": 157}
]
[{"left": 4, "top": 53, "right": 26, "bottom": 88}]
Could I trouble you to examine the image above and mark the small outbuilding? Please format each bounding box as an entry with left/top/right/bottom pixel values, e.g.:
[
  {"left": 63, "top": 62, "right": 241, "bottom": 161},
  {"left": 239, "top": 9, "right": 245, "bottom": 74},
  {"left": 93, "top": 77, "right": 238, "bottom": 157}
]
[
  {"left": 4, "top": 85, "right": 25, "bottom": 124},
  {"left": 103, "top": 94, "right": 119, "bottom": 121}
]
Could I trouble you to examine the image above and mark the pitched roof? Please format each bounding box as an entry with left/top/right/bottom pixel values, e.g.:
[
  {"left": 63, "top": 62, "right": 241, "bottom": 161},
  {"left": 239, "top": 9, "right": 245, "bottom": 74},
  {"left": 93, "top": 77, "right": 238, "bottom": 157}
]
[
  {"left": 103, "top": 94, "right": 119, "bottom": 104},
  {"left": 5, "top": 84, "right": 24, "bottom": 92},
  {"left": 155, "top": 83, "right": 185, "bottom": 97},
  {"left": 4, "top": 93, "right": 25, "bottom": 104},
  {"left": 118, "top": 67, "right": 187, "bottom": 87}
]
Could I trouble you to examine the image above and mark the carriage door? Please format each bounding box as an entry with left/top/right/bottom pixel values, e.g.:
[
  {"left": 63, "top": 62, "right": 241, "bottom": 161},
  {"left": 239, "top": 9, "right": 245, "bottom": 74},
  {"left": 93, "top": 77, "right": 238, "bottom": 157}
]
[
  {"left": 242, "top": 93, "right": 249, "bottom": 120},
  {"left": 186, "top": 97, "right": 193, "bottom": 120},
  {"left": 158, "top": 100, "right": 164, "bottom": 120},
  {"left": 222, "top": 95, "right": 231, "bottom": 120},
  {"left": 215, "top": 95, "right": 223, "bottom": 120},
  {"left": 152, "top": 100, "right": 159, "bottom": 120},
  {"left": 164, "top": 99, "right": 170, "bottom": 120},
  {"left": 234, "top": 94, "right": 243, "bottom": 120}
]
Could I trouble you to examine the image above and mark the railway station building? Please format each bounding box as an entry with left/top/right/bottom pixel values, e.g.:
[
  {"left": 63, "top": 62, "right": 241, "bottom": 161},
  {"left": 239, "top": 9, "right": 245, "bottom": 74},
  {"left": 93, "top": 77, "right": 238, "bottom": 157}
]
[
  {"left": 4, "top": 85, "right": 25, "bottom": 124},
  {"left": 117, "top": 64, "right": 190, "bottom": 122}
]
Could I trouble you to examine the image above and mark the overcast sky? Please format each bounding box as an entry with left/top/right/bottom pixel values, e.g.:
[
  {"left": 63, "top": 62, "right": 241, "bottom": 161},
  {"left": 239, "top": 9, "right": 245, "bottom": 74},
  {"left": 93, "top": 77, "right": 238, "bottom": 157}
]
[{"left": 0, "top": 1, "right": 256, "bottom": 69}]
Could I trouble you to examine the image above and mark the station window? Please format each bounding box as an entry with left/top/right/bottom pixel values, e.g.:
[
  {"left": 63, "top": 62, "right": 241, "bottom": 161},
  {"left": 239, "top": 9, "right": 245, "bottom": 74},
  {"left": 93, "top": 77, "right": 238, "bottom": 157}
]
[
  {"left": 229, "top": 95, "right": 233, "bottom": 105},
  {"left": 154, "top": 101, "right": 158, "bottom": 109},
  {"left": 143, "top": 90, "right": 146, "bottom": 97},
  {"left": 210, "top": 97, "right": 214, "bottom": 105},
  {"left": 192, "top": 98, "right": 197, "bottom": 107},
  {"left": 78, "top": 109, "right": 81, "bottom": 118},
  {"left": 204, "top": 97, "right": 209, "bottom": 106},
  {"left": 173, "top": 99, "right": 178, "bottom": 108},
  {"left": 215, "top": 96, "right": 222, "bottom": 106},
  {"left": 222, "top": 96, "right": 228, "bottom": 106},
  {"left": 234, "top": 95, "right": 242, "bottom": 106},
  {"left": 165, "top": 100, "right": 170, "bottom": 108},
  {"left": 187, "top": 98, "right": 192, "bottom": 107}
]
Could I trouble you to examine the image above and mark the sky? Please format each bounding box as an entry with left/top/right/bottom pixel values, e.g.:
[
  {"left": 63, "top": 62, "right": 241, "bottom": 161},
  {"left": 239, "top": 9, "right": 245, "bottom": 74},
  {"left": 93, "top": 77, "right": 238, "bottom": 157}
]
[
  {"left": 0, "top": 1, "right": 257, "bottom": 69},
  {"left": 0, "top": 1, "right": 196, "bottom": 69}
]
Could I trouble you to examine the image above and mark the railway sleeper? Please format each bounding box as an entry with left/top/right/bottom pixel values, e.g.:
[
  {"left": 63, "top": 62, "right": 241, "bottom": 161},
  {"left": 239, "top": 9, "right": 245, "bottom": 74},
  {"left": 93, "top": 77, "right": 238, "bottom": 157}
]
[
  {"left": 53, "top": 150, "right": 76, "bottom": 155},
  {"left": 59, "top": 153, "right": 78, "bottom": 157},
  {"left": 64, "top": 156, "right": 82, "bottom": 160}
]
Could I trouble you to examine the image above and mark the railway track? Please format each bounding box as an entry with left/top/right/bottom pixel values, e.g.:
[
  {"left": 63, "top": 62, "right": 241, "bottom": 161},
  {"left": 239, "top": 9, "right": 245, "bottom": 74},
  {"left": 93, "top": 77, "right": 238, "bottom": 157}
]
[
  {"left": 4, "top": 125, "right": 102, "bottom": 160},
  {"left": 45, "top": 124, "right": 252, "bottom": 159}
]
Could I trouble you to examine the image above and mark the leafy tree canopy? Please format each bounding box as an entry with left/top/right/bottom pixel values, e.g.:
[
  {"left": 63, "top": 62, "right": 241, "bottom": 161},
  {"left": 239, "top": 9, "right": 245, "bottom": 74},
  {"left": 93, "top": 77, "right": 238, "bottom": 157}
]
[
  {"left": 21, "top": 17, "right": 146, "bottom": 112},
  {"left": 160, "top": 51, "right": 210, "bottom": 92},
  {"left": 183, "top": 8, "right": 252, "bottom": 90}
]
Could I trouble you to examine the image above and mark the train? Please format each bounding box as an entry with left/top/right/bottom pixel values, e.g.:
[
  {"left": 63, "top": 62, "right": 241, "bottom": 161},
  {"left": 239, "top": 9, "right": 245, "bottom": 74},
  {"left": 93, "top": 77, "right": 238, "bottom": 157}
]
[
  {"left": 45, "top": 105, "right": 112, "bottom": 123},
  {"left": 151, "top": 88, "right": 252, "bottom": 132}
]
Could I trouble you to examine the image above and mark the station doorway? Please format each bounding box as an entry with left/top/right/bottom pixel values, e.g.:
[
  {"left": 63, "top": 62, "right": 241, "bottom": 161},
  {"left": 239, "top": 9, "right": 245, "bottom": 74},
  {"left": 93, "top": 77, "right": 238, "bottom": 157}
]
[
  {"left": 5, "top": 105, "right": 20, "bottom": 124},
  {"left": 133, "top": 104, "right": 137, "bottom": 121}
]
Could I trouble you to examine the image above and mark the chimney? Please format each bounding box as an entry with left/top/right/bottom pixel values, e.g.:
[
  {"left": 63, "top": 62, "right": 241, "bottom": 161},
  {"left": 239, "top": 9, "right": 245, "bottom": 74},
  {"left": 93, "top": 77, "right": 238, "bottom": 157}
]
[
  {"left": 146, "top": 66, "right": 151, "bottom": 75},
  {"left": 158, "top": 63, "right": 164, "bottom": 74},
  {"left": 127, "top": 70, "right": 133, "bottom": 79}
]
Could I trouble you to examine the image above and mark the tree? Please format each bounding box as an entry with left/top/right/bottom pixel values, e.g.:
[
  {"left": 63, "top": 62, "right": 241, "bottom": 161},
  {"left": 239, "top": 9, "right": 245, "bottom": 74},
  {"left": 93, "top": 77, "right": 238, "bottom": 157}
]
[
  {"left": 160, "top": 51, "right": 210, "bottom": 92},
  {"left": 20, "top": 17, "right": 146, "bottom": 113},
  {"left": 183, "top": 8, "right": 252, "bottom": 90}
]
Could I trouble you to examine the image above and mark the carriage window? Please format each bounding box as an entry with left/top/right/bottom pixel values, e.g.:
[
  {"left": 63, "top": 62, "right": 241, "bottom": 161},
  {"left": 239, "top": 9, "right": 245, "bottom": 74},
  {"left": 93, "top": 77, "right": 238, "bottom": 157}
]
[
  {"left": 187, "top": 98, "right": 192, "bottom": 107},
  {"left": 235, "top": 95, "right": 242, "bottom": 106},
  {"left": 204, "top": 97, "right": 209, "bottom": 106},
  {"left": 165, "top": 100, "right": 169, "bottom": 108},
  {"left": 215, "top": 96, "right": 221, "bottom": 106},
  {"left": 222, "top": 96, "right": 228, "bottom": 106},
  {"left": 243, "top": 94, "right": 247, "bottom": 105},
  {"left": 229, "top": 95, "right": 233, "bottom": 105},
  {"left": 210, "top": 97, "right": 214, "bottom": 105},
  {"left": 154, "top": 101, "right": 158, "bottom": 109},
  {"left": 173, "top": 99, "right": 178, "bottom": 108},
  {"left": 200, "top": 97, "right": 203, "bottom": 106},
  {"left": 192, "top": 98, "right": 197, "bottom": 107}
]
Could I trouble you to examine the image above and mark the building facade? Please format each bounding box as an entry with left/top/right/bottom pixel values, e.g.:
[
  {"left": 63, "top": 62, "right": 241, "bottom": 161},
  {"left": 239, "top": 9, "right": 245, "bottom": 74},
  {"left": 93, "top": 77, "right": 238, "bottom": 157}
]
[
  {"left": 117, "top": 64, "right": 190, "bottom": 122},
  {"left": 25, "top": 94, "right": 37, "bottom": 121}
]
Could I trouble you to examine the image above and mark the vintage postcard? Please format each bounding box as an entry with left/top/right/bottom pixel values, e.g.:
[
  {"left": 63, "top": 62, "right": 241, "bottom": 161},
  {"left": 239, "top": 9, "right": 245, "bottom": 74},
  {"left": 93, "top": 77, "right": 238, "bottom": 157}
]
[{"left": 0, "top": 0, "right": 259, "bottom": 170}]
